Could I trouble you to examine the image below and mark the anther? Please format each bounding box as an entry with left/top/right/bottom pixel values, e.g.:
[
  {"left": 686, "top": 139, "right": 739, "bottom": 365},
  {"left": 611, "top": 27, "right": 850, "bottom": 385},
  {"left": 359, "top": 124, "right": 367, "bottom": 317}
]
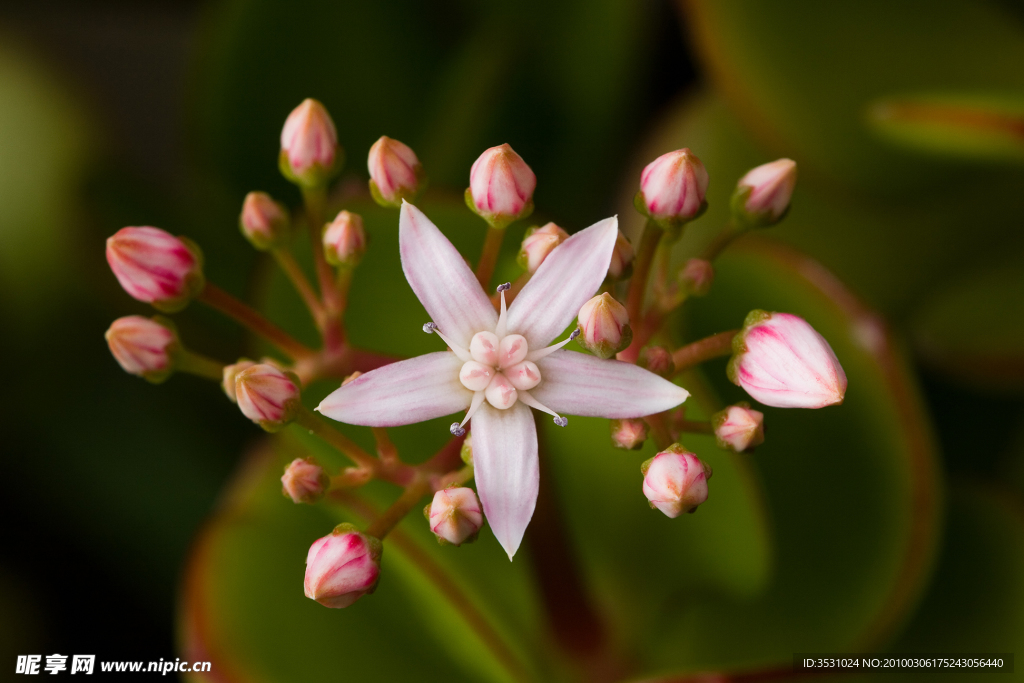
[
  {"left": 423, "top": 322, "right": 438, "bottom": 334},
  {"left": 450, "top": 422, "right": 466, "bottom": 437},
  {"left": 569, "top": 328, "right": 580, "bottom": 341},
  {"left": 553, "top": 416, "right": 568, "bottom": 427},
  {"left": 496, "top": 282, "right": 511, "bottom": 293}
]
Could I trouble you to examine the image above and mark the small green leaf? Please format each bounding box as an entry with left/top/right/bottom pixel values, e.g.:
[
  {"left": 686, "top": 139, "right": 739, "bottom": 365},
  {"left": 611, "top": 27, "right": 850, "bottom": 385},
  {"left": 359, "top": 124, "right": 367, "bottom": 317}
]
[{"left": 867, "top": 94, "right": 1024, "bottom": 163}]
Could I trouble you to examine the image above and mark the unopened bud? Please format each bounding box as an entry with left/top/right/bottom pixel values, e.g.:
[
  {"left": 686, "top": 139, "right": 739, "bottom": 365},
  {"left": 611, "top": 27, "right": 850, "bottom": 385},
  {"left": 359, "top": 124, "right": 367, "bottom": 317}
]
[
  {"left": 460, "top": 432, "right": 473, "bottom": 465},
  {"left": 607, "top": 231, "right": 635, "bottom": 280},
  {"left": 304, "top": 523, "right": 381, "bottom": 608},
  {"left": 731, "top": 159, "right": 796, "bottom": 228},
  {"left": 279, "top": 98, "right": 343, "bottom": 189},
  {"left": 322, "top": 211, "right": 366, "bottom": 267},
  {"left": 641, "top": 445, "right": 711, "bottom": 517},
  {"left": 728, "top": 310, "right": 847, "bottom": 408},
  {"left": 222, "top": 359, "right": 256, "bottom": 403},
  {"left": 518, "top": 222, "right": 568, "bottom": 273},
  {"left": 712, "top": 403, "right": 765, "bottom": 452},
  {"left": 424, "top": 487, "right": 483, "bottom": 546},
  {"left": 466, "top": 144, "right": 536, "bottom": 229},
  {"left": 235, "top": 363, "right": 301, "bottom": 431},
  {"left": 368, "top": 136, "right": 426, "bottom": 207},
  {"left": 282, "top": 457, "right": 330, "bottom": 504},
  {"left": 610, "top": 418, "right": 649, "bottom": 450},
  {"left": 679, "top": 258, "right": 714, "bottom": 297},
  {"left": 638, "top": 346, "right": 675, "bottom": 377},
  {"left": 106, "top": 227, "right": 205, "bottom": 313},
  {"left": 577, "top": 293, "right": 632, "bottom": 359},
  {"left": 239, "top": 192, "right": 289, "bottom": 250},
  {"left": 635, "top": 148, "right": 709, "bottom": 231},
  {"left": 105, "top": 315, "right": 179, "bottom": 383}
]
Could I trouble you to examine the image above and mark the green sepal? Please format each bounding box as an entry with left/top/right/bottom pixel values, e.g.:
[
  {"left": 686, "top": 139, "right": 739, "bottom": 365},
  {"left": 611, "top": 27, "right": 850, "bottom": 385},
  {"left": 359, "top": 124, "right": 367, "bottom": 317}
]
[
  {"left": 278, "top": 145, "right": 345, "bottom": 191},
  {"left": 577, "top": 323, "right": 632, "bottom": 359},
  {"left": 730, "top": 184, "right": 788, "bottom": 230}
]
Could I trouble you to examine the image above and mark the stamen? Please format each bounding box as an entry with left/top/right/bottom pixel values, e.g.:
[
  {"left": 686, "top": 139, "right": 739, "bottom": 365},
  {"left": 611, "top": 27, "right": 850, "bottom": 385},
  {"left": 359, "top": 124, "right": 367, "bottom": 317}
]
[
  {"left": 517, "top": 390, "right": 567, "bottom": 427},
  {"left": 495, "top": 283, "right": 510, "bottom": 338},
  {"left": 526, "top": 326, "right": 582, "bottom": 362},
  {"left": 451, "top": 390, "right": 486, "bottom": 435},
  {"left": 422, "top": 321, "right": 471, "bottom": 361}
]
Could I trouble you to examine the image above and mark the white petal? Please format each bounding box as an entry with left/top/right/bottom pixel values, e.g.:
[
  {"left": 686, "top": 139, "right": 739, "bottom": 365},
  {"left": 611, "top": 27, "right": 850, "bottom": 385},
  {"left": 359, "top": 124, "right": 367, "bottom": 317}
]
[
  {"left": 506, "top": 216, "right": 618, "bottom": 348},
  {"left": 317, "top": 352, "right": 471, "bottom": 426},
  {"left": 400, "top": 202, "right": 497, "bottom": 348},
  {"left": 531, "top": 350, "right": 689, "bottom": 417},
  {"left": 471, "top": 402, "right": 538, "bottom": 560}
]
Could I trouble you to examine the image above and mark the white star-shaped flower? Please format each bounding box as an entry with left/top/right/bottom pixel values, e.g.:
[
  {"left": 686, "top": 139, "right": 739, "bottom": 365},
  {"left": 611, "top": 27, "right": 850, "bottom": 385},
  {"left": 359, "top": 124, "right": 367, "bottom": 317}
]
[{"left": 318, "top": 202, "right": 689, "bottom": 558}]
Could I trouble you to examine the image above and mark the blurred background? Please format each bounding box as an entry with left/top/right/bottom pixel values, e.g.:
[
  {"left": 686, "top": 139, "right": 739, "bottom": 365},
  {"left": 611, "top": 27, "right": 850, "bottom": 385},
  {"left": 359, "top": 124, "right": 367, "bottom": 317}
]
[{"left": 1, "top": 0, "right": 1022, "bottom": 680}]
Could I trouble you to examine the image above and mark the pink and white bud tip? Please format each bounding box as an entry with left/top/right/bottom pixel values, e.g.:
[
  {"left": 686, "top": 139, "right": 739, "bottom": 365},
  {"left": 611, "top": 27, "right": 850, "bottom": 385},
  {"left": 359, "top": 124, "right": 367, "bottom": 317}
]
[
  {"left": 322, "top": 210, "right": 367, "bottom": 267},
  {"left": 635, "top": 148, "right": 709, "bottom": 231},
  {"left": 731, "top": 159, "right": 797, "bottom": 228},
  {"left": 304, "top": 524, "right": 381, "bottom": 608},
  {"left": 728, "top": 310, "right": 847, "bottom": 409},
  {"left": 610, "top": 418, "right": 649, "bottom": 450},
  {"left": 221, "top": 359, "right": 256, "bottom": 403},
  {"left": 279, "top": 98, "right": 343, "bottom": 189},
  {"left": 239, "top": 191, "right": 289, "bottom": 250},
  {"left": 466, "top": 143, "right": 536, "bottom": 229},
  {"left": 424, "top": 487, "right": 484, "bottom": 546},
  {"left": 368, "top": 136, "right": 426, "bottom": 207},
  {"left": 234, "top": 363, "right": 302, "bottom": 432},
  {"left": 607, "top": 231, "right": 635, "bottom": 280},
  {"left": 577, "top": 293, "right": 632, "bottom": 359},
  {"left": 282, "top": 457, "right": 330, "bottom": 504},
  {"left": 712, "top": 403, "right": 765, "bottom": 452},
  {"left": 518, "top": 222, "right": 568, "bottom": 274},
  {"left": 106, "top": 226, "right": 205, "bottom": 313},
  {"left": 105, "top": 315, "right": 179, "bottom": 384},
  {"left": 641, "top": 445, "right": 711, "bottom": 517}
]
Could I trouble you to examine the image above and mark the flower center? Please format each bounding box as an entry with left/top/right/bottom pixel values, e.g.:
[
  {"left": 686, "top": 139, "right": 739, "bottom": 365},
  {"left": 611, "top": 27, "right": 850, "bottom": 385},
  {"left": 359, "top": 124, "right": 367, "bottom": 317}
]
[{"left": 423, "top": 283, "right": 577, "bottom": 436}]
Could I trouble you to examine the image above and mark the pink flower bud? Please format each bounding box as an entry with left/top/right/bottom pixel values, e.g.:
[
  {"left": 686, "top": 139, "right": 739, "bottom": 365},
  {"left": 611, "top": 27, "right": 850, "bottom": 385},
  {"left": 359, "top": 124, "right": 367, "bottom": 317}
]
[
  {"left": 304, "top": 524, "right": 381, "bottom": 608},
  {"left": 467, "top": 143, "right": 536, "bottom": 228},
  {"left": 106, "top": 227, "right": 205, "bottom": 313},
  {"left": 279, "top": 98, "right": 342, "bottom": 188},
  {"left": 367, "top": 136, "right": 425, "bottom": 207},
  {"left": 517, "top": 222, "right": 568, "bottom": 274},
  {"left": 728, "top": 310, "right": 847, "bottom": 409},
  {"left": 322, "top": 210, "right": 366, "bottom": 267},
  {"left": 712, "top": 403, "right": 765, "bottom": 452},
  {"left": 234, "top": 363, "right": 301, "bottom": 431},
  {"left": 282, "top": 457, "right": 330, "bottom": 504},
  {"left": 610, "top": 418, "right": 649, "bottom": 450},
  {"left": 732, "top": 158, "right": 797, "bottom": 227},
  {"left": 679, "top": 258, "right": 714, "bottom": 297},
  {"left": 641, "top": 445, "right": 711, "bottom": 517},
  {"left": 638, "top": 345, "right": 675, "bottom": 377},
  {"left": 637, "top": 148, "right": 709, "bottom": 225},
  {"left": 239, "top": 192, "right": 289, "bottom": 250},
  {"left": 425, "top": 487, "right": 483, "bottom": 546},
  {"left": 607, "top": 231, "right": 635, "bottom": 280},
  {"left": 221, "top": 359, "right": 255, "bottom": 403},
  {"left": 105, "top": 315, "right": 178, "bottom": 383},
  {"left": 577, "top": 293, "right": 632, "bottom": 359}
]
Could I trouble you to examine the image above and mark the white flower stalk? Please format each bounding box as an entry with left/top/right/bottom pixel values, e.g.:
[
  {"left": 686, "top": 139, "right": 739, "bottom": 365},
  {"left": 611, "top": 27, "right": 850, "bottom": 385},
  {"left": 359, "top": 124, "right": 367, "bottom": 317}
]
[{"left": 318, "top": 202, "right": 689, "bottom": 559}]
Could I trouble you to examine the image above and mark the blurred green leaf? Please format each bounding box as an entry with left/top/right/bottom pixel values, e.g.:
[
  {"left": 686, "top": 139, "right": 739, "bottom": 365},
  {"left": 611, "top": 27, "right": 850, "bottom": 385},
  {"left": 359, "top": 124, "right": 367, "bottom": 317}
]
[
  {"left": 0, "top": 37, "right": 94, "bottom": 319},
  {"left": 909, "top": 254, "right": 1024, "bottom": 392},
  {"left": 867, "top": 94, "right": 1024, "bottom": 163},
  {"left": 681, "top": 0, "right": 1024, "bottom": 192},
  {"left": 889, "top": 484, "right": 1024, "bottom": 681}
]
